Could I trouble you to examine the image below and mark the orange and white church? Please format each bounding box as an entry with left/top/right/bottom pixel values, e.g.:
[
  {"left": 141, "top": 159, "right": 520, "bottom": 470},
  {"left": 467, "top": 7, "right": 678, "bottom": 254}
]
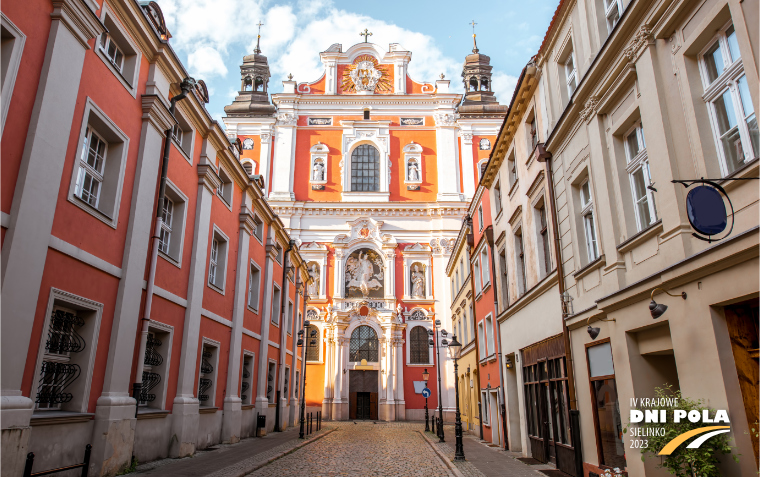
[{"left": 223, "top": 34, "right": 507, "bottom": 421}]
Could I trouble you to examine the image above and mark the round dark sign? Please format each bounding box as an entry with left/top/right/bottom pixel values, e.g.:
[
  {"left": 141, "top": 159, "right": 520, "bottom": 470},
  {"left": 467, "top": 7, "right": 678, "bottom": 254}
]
[{"left": 686, "top": 185, "right": 727, "bottom": 236}]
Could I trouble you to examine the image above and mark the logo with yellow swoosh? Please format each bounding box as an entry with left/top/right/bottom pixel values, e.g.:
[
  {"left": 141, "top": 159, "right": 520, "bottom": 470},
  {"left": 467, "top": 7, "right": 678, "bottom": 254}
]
[{"left": 658, "top": 426, "right": 731, "bottom": 455}]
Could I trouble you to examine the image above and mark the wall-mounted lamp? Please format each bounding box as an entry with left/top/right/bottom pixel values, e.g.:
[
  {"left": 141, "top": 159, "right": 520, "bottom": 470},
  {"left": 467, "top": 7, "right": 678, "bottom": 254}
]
[
  {"left": 649, "top": 288, "right": 687, "bottom": 319},
  {"left": 586, "top": 316, "right": 616, "bottom": 340},
  {"left": 504, "top": 357, "right": 513, "bottom": 369},
  {"left": 343, "top": 369, "right": 346, "bottom": 374}
]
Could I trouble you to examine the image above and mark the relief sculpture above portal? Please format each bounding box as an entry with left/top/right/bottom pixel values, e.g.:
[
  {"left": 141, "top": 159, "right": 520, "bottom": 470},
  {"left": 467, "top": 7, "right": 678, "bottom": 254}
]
[{"left": 345, "top": 248, "right": 384, "bottom": 298}]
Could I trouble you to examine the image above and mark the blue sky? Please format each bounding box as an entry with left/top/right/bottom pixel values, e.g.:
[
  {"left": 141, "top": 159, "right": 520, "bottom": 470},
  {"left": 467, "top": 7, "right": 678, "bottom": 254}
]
[{"left": 159, "top": 0, "right": 558, "bottom": 125}]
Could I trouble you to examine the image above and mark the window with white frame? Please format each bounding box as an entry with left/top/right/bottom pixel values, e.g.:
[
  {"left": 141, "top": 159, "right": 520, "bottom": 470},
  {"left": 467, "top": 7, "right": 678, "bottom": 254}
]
[
  {"left": 305, "top": 323, "right": 320, "bottom": 362},
  {"left": 485, "top": 315, "right": 495, "bottom": 356},
  {"left": 284, "top": 365, "right": 290, "bottom": 397},
  {"left": 286, "top": 300, "right": 293, "bottom": 334},
  {"left": 410, "top": 326, "right": 430, "bottom": 364},
  {"left": 564, "top": 51, "right": 577, "bottom": 97},
  {"left": 469, "top": 305, "right": 475, "bottom": 341},
  {"left": 493, "top": 180, "right": 503, "bottom": 216},
  {"left": 507, "top": 149, "right": 518, "bottom": 188},
  {"left": 473, "top": 256, "right": 482, "bottom": 293},
  {"left": 248, "top": 262, "right": 261, "bottom": 311},
  {"left": 267, "top": 361, "right": 277, "bottom": 403},
  {"left": 252, "top": 215, "right": 264, "bottom": 243},
  {"left": 158, "top": 198, "right": 173, "bottom": 256},
  {"left": 157, "top": 183, "right": 187, "bottom": 264},
  {"left": 515, "top": 229, "right": 527, "bottom": 296},
  {"left": 477, "top": 322, "right": 486, "bottom": 360},
  {"left": 1, "top": 14, "right": 26, "bottom": 135},
  {"left": 527, "top": 112, "right": 538, "bottom": 151},
  {"left": 139, "top": 325, "right": 171, "bottom": 410},
  {"left": 536, "top": 202, "right": 552, "bottom": 276},
  {"left": 579, "top": 179, "right": 599, "bottom": 262},
  {"left": 217, "top": 168, "right": 233, "bottom": 206},
  {"left": 624, "top": 122, "right": 658, "bottom": 231},
  {"left": 198, "top": 342, "right": 219, "bottom": 407},
  {"left": 481, "top": 390, "right": 490, "bottom": 424},
  {"left": 699, "top": 22, "right": 757, "bottom": 176},
  {"left": 295, "top": 371, "right": 300, "bottom": 399},
  {"left": 498, "top": 247, "right": 509, "bottom": 310},
  {"left": 97, "top": 8, "right": 140, "bottom": 95},
  {"left": 604, "top": 0, "right": 623, "bottom": 32},
  {"left": 478, "top": 205, "right": 484, "bottom": 232},
  {"left": 101, "top": 33, "right": 124, "bottom": 72},
  {"left": 271, "top": 285, "right": 281, "bottom": 326},
  {"left": 480, "top": 248, "right": 490, "bottom": 286},
  {"left": 208, "top": 229, "right": 228, "bottom": 291},
  {"left": 68, "top": 100, "right": 129, "bottom": 227},
  {"left": 241, "top": 354, "right": 254, "bottom": 405}
]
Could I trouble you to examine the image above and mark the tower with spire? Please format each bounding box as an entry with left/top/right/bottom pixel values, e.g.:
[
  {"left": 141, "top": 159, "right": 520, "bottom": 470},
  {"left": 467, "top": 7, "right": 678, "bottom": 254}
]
[
  {"left": 459, "top": 22, "right": 507, "bottom": 118},
  {"left": 224, "top": 22, "right": 276, "bottom": 116}
]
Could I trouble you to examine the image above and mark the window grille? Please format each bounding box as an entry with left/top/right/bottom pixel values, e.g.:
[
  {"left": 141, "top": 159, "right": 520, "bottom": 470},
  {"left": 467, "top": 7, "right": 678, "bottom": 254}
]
[
  {"left": 198, "top": 348, "right": 213, "bottom": 404},
  {"left": 306, "top": 325, "right": 320, "bottom": 362},
  {"left": 410, "top": 327, "right": 429, "bottom": 364},
  {"left": 350, "top": 144, "right": 380, "bottom": 192},
  {"left": 36, "top": 309, "right": 86, "bottom": 409},
  {"left": 349, "top": 325, "right": 378, "bottom": 362},
  {"left": 139, "top": 334, "right": 163, "bottom": 405}
]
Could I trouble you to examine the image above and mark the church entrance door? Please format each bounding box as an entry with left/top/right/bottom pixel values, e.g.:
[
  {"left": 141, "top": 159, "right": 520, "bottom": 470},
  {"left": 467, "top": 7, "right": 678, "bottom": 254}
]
[{"left": 349, "top": 370, "right": 378, "bottom": 420}]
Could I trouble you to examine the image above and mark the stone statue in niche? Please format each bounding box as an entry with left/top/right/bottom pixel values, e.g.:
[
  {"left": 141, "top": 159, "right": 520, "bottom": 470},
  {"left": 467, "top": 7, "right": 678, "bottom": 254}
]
[
  {"left": 307, "top": 263, "right": 320, "bottom": 296},
  {"left": 345, "top": 248, "right": 384, "bottom": 298},
  {"left": 407, "top": 160, "right": 420, "bottom": 182},
  {"left": 411, "top": 264, "right": 425, "bottom": 298},
  {"left": 312, "top": 160, "right": 325, "bottom": 182}
]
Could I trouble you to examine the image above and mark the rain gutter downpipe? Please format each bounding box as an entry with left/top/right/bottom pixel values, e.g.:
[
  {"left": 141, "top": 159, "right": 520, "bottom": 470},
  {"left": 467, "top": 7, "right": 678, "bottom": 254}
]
[{"left": 133, "top": 77, "right": 195, "bottom": 416}]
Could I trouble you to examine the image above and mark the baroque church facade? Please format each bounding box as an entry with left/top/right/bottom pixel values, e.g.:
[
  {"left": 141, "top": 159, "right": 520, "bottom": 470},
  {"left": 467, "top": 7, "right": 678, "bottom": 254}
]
[{"left": 224, "top": 37, "right": 506, "bottom": 421}]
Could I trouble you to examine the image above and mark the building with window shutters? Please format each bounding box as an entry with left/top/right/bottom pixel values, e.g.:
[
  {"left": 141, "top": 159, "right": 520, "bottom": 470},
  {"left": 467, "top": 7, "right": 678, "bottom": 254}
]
[
  {"left": 0, "top": 1, "right": 310, "bottom": 476},
  {"left": 224, "top": 37, "right": 506, "bottom": 422},
  {"left": 478, "top": 0, "right": 759, "bottom": 475}
]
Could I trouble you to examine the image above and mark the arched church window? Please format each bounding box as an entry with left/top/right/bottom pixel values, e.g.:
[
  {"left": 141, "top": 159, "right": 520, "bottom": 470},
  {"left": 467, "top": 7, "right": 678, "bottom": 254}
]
[
  {"left": 349, "top": 325, "right": 378, "bottom": 362},
  {"left": 255, "top": 76, "right": 264, "bottom": 92},
  {"left": 481, "top": 78, "right": 489, "bottom": 91},
  {"left": 469, "top": 77, "right": 478, "bottom": 91},
  {"left": 410, "top": 327, "right": 429, "bottom": 364},
  {"left": 306, "top": 324, "right": 320, "bottom": 362},
  {"left": 350, "top": 144, "right": 380, "bottom": 192},
  {"left": 243, "top": 76, "right": 252, "bottom": 91}
]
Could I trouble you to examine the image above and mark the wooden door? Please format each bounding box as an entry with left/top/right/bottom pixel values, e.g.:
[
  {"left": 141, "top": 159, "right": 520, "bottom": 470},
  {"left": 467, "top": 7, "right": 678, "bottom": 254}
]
[
  {"left": 349, "top": 392, "right": 357, "bottom": 419},
  {"left": 369, "top": 392, "right": 378, "bottom": 420}
]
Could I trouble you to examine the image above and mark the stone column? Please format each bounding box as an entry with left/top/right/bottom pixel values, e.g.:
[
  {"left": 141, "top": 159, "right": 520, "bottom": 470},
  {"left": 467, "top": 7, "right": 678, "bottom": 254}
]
[
  {"left": 221, "top": 200, "right": 255, "bottom": 444},
  {"left": 331, "top": 334, "right": 345, "bottom": 420},
  {"left": 395, "top": 334, "right": 405, "bottom": 419},
  {"left": 0, "top": 3, "right": 103, "bottom": 474},
  {"left": 322, "top": 326, "right": 333, "bottom": 418},
  {"left": 269, "top": 111, "right": 297, "bottom": 201},
  {"left": 433, "top": 111, "right": 462, "bottom": 201},
  {"left": 170, "top": 159, "right": 221, "bottom": 457},
  {"left": 257, "top": 124, "right": 274, "bottom": 194},
  {"left": 460, "top": 132, "right": 476, "bottom": 199},
  {"left": 383, "top": 247, "right": 396, "bottom": 300},
  {"left": 384, "top": 330, "right": 395, "bottom": 421},
  {"left": 333, "top": 248, "right": 345, "bottom": 299},
  {"left": 254, "top": 242, "right": 277, "bottom": 434}
]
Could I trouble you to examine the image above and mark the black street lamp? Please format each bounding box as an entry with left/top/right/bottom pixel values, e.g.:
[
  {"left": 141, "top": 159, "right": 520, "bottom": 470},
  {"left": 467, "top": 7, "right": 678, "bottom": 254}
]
[
  {"left": 297, "top": 319, "right": 311, "bottom": 439},
  {"left": 428, "top": 321, "right": 448, "bottom": 443},
  {"left": 422, "top": 368, "right": 430, "bottom": 432},
  {"left": 447, "top": 335, "right": 465, "bottom": 461}
]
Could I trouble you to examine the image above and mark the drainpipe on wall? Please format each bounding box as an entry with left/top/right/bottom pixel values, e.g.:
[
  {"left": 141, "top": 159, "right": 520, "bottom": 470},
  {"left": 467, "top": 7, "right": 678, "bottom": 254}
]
[
  {"left": 275, "top": 240, "right": 296, "bottom": 432},
  {"left": 465, "top": 216, "right": 484, "bottom": 441},
  {"left": 132, "top": 77, "right": 195, "bottom": 416},
  {"left": 484, "top": 225, "right": 509, "bottom": 451},
  {"left": 536, "top": 144, "right": 577, "bottom": 411}
]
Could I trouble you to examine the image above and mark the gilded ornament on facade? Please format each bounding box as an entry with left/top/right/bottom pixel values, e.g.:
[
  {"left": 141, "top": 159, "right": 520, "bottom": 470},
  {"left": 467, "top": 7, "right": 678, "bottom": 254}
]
[{"left": 341, "top": 55, "right": 392, "bottom": 94}]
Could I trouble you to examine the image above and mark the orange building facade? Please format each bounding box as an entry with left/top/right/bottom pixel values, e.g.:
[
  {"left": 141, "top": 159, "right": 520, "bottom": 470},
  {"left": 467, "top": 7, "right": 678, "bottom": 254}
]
[{"left": 224, "top": 39, "right": 507, "bottom": 421}]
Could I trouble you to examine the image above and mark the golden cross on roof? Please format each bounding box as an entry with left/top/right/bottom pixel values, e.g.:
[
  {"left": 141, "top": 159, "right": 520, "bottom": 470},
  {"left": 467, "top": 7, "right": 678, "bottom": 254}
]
[
  {"left": 254, "top": 21, "right": 264, "bottom": 53},
  {"left": 470, "top": 20, "right": 477, "bottom": 34},
  {"left": 256, "top": 21, "right": 264, "bottom": 33},
  {"left": 470, "top": 20, "right": 479, "bottom": 53},
  {"left": 360, "top": 28, "right": 372, "bottom": 42}
]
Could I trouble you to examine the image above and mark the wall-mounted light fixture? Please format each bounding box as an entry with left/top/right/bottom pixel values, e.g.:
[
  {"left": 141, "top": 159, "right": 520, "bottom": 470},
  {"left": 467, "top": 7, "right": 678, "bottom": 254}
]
[
  {"left": 586, "top": 316, "right": 616, "bottom": 340},
  {"left": 649, "top": 287, "right": 687, "bottom": 319},
  {"left": 504, "top": 357, "right": 513, "bottom": 369}
]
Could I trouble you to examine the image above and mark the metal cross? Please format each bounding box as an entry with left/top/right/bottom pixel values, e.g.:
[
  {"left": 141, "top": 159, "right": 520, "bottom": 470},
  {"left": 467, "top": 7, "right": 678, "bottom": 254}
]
[
  {"left": 470, "top": 20, "right": 477, "bottom": 34},
  {"left": 360, "top": 28, "right": 372, "bottom": 42},
  {"left": 256, "top": 21, "right": 264, "bottom": 35}
]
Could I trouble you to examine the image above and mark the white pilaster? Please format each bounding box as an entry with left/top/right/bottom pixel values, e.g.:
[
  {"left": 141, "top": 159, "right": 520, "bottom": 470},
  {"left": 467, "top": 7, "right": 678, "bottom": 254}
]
[
  {"left": 460, "top": 131, "right": 476, "bottom": 199},
  {"left": 433, "top": 112, "right": 462, "bottom": 201},
  {"left": 258, "top": 127, "right": 273, "bottom": 194},
  {"left": 269, "top": 110, "right": 297, "bottom": 201}
]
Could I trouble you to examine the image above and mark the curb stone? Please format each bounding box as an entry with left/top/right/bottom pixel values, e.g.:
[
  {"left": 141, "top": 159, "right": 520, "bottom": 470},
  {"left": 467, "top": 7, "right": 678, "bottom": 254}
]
[{"left": 418, "top": 430, "right": 465, "bottom": 477}]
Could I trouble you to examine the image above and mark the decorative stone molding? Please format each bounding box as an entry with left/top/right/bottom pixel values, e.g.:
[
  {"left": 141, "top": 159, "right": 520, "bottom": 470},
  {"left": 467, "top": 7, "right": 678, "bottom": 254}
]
[
  {"left": 579, "top": 96, "right": 599, "bottom": 123},
  {"left": 623, "top": 26, "right": 654, "bottom": 64},
  {"left": 141, "top": 94, "right": 175, "bottom": 134},
  {"left": 51, "top": 0, "right": 106, "bottom": 49},
  {"left": 461, "top": 133, "right": 473, "bottom": 145},
  {"left": 260, "top": 133, "right": 271, "bottom": 144},
  {"left": 239, "top": 208, "right": 255, "bottom": 235},
  {"left": 429, "top": 238, "right": 454, "bottom": 255},
  {"left": 433, "top": 112, "right": 458, "bottom": 127},
  {"left": 276, "top": 112, "right": 298, "bottom": 126},
  {"left": 270, "top": 205, "right": 468, "bottom": 218},
  {"left": 198, "top": 164, "right": 222, "bottom": 193}
]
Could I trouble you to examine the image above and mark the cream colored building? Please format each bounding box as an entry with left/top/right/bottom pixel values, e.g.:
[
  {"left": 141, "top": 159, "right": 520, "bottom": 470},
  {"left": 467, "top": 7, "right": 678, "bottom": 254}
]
[{"left": 495, "top": 0, "right": 760, "bottom": 475}]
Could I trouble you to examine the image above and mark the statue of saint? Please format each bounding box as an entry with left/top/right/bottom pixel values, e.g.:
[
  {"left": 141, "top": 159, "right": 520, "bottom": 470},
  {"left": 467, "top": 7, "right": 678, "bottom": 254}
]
[
  {"left": 307, "top": 263, "right": 319, "bottom": 296},
  {"left": 408, "top": 161, "right": 420, "bottom": 182},
  {"left": 312, "top": 161, "right": 325, "bottom": 181},
  {"left": 411, "top": 264, "right": 425, "bottom": 298}
]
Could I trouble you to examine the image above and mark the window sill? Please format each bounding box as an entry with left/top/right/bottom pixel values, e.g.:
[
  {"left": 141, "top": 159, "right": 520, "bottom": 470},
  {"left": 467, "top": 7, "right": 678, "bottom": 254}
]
[
  {"left": 617, "top": 220, "right": 662, "bottom": 254},
  {"left": 172, "top": 139, "right": 193, "bottom": 166},
  {"left": 241, "top": 404, "right": 256, "bottom": 410},
  {"left": 136, "top": 408, "right": 170, "bottom": 420},
  {"left": 268, "top": 403, "right": 277, "bottom": 408},
  {"left": 158, "top": 250, "right": 182, "bottom": 269},
  {"left": 573, "top": 255, "right": 605, "bottom": 280},
  {"left": 406, "top": 363, "right": 433, "bottom": 367},
  {"left": 508, "top": 180, "right": 519, "bottom": 199},
  {"left": 95, "top": 47, "right": 138, "bottom": 99},
  {"left": 217, "top": 193, "right": 233, "bottom": 212},
  {"left": 199, "top": 407, "right": 218, "bottom": 414},
  {"left": 68, "top": 195, "right": 118, "bottom": 229},
  {"left": 247, "top": 305, "right": 260, "bottom": 315},
  {"left": 208, "top": 282, "right": 226, "bottom": 296},
  {"left": 31, "top": 411, "right": 94, "bottom": 426}
]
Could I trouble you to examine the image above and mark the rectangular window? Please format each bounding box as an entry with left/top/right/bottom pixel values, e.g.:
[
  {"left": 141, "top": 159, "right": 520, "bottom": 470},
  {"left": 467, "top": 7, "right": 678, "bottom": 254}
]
[
  {"left": 579, "top": 180, "right": 599, "bottom": 262},
  {"left": 478, "top": 205, "right": 484, "bottom": 231},
  {"left": 1, "top": 14, "right": 26, "bottom": 135},
  {"left": 75, "top": 127, "right": 107, "bottom": 208},
  {"left": 477, "top": 322, "right": 486, "bottom": 360},
  {"left": 480, "top": 248, "right": 490, "bottom": 286},
  {"left": 481, "top": 390, "right": 489, "bottom": 425},
  {"left": 604, "top": 0, "right": 622, "bottom": 32},
  {"left": 100, "top": 34, "right": 124, "bottom": 72},
  {"left": 267, "top": 361, "right": 277, "bottom": 403},
  {"left": 284, "top": 365, "right": 290, "bottom": 397},
  {"left": 139, "top": 327, "right": 171, "bottom": 410},
  {"left": 537, "top": 204, "right": 552, "bottom": 275},
  {"left": 527, "top": 113, "right": 538, "bottom": 151},
  {"left": 287, "top": 300, "right": 293, "bottom": 334},
  {"left": 515, "top": 230, "right": 527, "bottom": 296},
  {"left": 587, "top": 342, "right": 626, "bottom": 468},
  {"left": 217, "top": 168, "right": 233, "bottom": 206},
  {"left": 248, "top": 262, "right": 261, "bottom": 311},
  {"left": 198, "top": 343, "right": 218, "bottom": 407},
  {"left": 624, "top": 122, "right": 658, "bottom": 231},
  {"left": 469, "top": 305, "right": 475, "bottom": 344},
  {"left": 209, "top": 239, "right": 219, "bottom": 285},
  {"left": 700, "top": 23, "right": 757, "bottom": 175},
  {"left": 474, "top": 257, "right": 482, "bottom": 293},
  {"left": 498, "top": 247, "right": 509, "bottom": 311},
  {"left": 241, "top": 354, "right": 254, "bottom": 405},
  {"left": 271, "top": 285, "right": 281, "bottom": 326},
  {"left": 208, "top": 229, "right": 228, "bottom": 291},
  {"left": 507, "top": 149, "right": 517, "bottom": 188},
  {"left": 253, "top": 215, "right": 264, "bottom": 242},
  {"left": 493, "top": 181, "right": 502, "bottom": 215},
  {"left": 295, "top": 371, "right": 300, "bottom": 399},
  {"left": 485, "top": 315, "right": 494, "bottom": 356},
  {"left": 158, "top": 197, "right": 173, "bottom": 255},
  {"left": 565, "top": 52, "right": 577, "bottom": 96}
]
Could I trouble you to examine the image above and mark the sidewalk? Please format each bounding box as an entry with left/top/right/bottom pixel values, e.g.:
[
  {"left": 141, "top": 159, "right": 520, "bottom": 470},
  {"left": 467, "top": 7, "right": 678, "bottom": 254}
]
[{"left": 134, "top": 426, "right": 330, "bottom": 477}]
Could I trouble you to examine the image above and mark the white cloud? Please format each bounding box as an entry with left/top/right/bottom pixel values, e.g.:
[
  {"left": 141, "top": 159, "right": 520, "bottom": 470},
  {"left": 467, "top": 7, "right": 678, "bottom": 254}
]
[
  {"left": 188, "top": 46, "right": 228, "bottom": 78},
  {"left": 491, "top": 71, "right": 518, "bottom": 105}
]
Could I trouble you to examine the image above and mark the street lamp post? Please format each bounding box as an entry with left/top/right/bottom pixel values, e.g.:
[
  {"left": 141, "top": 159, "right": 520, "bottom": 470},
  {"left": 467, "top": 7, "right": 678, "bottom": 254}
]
[
  {"left": 447, "top": 335, "right": 465, "bottom": 461},
  {"left": 297, "top": 319, "right": 311, "bottom": 439},
  {"left": 422, "top": 368, "right": 430, "bottom": 432},
  {"left": 428, "top": 320, "right": 448, "bottom": 443}
]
